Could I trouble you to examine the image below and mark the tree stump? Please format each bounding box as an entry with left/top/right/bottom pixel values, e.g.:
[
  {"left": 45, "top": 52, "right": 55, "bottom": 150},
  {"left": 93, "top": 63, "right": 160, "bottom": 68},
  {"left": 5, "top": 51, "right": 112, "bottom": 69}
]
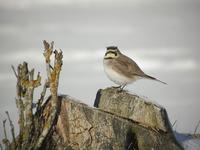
[
  {"left": 94, "top": 87, "right": 173, "bottom": 133},
  {"left": 51, "top": 88, "right": 183, "bottom": 150}
]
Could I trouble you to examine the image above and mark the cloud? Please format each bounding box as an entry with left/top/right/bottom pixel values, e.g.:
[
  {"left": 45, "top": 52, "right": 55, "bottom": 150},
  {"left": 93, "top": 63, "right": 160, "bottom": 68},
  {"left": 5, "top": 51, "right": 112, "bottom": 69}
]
[
  {"left": 0, "top": 0, "right": 150, "bottom": 8},
  {"left": 134, "top": 59, "right": 198, "bottom": 72},
  {"left": 0, "top": 72, "right": 13, "bottom": 82},
  {"left": 169, "top": 59, "right": 197, "bottom": 71},
  {"left": 0, "top": 49, "right": 43, "bottom": 63},
  {"left": 0, "top": 24, "right": 21, "bottom": 35},
  {"left": 0, "top": 0, "right": 32, "bottom": 9},
  {"left": 0, "top": 0, "right": 127, "bottom": 9},
  {"left": 1, "top": 0, "right": 199, "bottom": 9},
  {"left": 0, "top": 48, "right": 198, "bottom": 73}
]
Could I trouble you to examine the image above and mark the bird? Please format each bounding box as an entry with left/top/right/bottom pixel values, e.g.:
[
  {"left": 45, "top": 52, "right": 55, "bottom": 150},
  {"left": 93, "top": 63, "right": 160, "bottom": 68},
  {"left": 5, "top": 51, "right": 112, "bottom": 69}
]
[{"left": 103, "top": 46, "right": 166, "bottom": 91}]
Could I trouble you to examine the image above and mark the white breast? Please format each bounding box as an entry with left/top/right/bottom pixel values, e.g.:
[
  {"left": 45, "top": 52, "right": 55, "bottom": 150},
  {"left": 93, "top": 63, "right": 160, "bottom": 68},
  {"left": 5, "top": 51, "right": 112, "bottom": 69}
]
[{"left": 103, "top": 60, "right": 137, "bottom": 86}]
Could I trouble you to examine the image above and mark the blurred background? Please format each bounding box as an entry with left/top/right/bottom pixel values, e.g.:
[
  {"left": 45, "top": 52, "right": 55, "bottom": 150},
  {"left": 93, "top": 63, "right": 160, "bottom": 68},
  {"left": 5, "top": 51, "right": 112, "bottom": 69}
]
[{"left": 0, "top": 0, "right": 200, "bottom": 142}]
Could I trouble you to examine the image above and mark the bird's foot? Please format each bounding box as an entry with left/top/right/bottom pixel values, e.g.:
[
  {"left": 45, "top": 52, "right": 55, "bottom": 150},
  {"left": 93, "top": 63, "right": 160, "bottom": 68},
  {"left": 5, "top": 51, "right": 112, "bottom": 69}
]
[
  {"left": 117, "top": 88, "right": 123, "bottom": 93},
  {"left": 117, "top": 84, "right": 127, "bottom": 92}
]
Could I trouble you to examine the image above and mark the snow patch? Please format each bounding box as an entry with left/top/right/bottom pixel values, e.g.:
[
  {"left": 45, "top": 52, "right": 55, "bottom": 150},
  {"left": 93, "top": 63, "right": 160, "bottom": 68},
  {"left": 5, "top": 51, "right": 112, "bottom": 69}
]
[{"left": 175, "top": 132, "right": 200, "bottom": 150}]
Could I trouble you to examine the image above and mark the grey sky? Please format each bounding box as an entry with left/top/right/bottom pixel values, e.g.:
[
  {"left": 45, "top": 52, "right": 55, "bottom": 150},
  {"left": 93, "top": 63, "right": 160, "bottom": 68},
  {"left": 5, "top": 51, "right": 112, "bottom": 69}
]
[{"left": 0, "top": 0, "right": 200, "bottom": 142}]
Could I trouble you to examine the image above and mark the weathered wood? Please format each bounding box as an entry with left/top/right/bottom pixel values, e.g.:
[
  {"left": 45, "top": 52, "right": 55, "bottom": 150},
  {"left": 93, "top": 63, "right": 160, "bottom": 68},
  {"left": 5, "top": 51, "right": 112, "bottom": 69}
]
[
  {"left": 5, "top": 111, "right": 16, "bottom": 149},
  {"left": 2, "top": 119, "right": 10, "bottom": 149},
  {"left": 50, "top": 94, "right": 183, "bottom": 150},
  {"left": 12, "top": 61, "right": 41, "bottom": 149},
  {"left": 3, "top": 41, "right": 63, "bottom": 150},
  {"left": 94, "top": 87, "right": 173, "bottom": 133},
  {"left": 34, "top": 40, "right": 63, "bottom": 149}
]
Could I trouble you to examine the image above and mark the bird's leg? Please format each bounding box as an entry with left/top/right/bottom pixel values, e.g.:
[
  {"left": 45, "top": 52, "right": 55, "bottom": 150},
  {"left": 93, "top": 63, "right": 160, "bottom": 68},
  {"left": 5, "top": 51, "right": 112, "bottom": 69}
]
[
  {"left": 118, "top": 84, "right": 127, "bottom": 92},
  {"left": 121, "top": 84, "right": 127, "bottom": 90}
]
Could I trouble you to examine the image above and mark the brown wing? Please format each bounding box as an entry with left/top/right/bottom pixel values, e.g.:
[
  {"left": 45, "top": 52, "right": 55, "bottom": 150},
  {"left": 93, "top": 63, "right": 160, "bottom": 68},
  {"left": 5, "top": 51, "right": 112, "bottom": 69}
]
[{"left": 112, "top": 54, "right": 145, "bottom": 78}]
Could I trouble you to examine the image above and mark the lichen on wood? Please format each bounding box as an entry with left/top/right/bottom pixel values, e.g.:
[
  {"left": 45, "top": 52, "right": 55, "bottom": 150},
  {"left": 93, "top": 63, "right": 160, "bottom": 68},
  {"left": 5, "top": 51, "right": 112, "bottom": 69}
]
[
  {"left": 95, "top": 87, "right": 173, "bottom": 133},
  {"left": 5, "top": 111, "right": 16, "bottom": 149},
  {"left": 1, "top": 40, "right": 63, "bottom": 150},
  {"left": 53, "top": 95, "right": 183, "bottom": 150},
  {"left": 34, "top": 40, "right": 63, "bottom": 149}
]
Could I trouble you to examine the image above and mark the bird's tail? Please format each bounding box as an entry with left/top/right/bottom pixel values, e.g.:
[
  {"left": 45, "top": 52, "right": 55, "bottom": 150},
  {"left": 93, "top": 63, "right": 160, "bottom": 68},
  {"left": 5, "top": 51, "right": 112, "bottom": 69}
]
[{"left": 144, "top": 74, "right": 167, "bottom": 85}]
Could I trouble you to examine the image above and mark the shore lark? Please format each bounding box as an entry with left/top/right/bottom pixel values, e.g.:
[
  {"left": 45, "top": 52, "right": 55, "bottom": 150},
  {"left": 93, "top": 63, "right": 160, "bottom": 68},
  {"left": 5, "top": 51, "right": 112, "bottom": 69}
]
[{"left": 103, "top": 46, "right": 166, "bottom": 90}]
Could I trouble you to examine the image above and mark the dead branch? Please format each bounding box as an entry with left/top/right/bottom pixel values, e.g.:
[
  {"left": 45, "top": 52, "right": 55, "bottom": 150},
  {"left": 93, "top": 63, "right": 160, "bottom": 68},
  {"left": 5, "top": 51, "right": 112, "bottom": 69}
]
[
  {"left": 43, "top": 40, "right": 53, "bottom": 80},
  {"left": 3, "top": 120, "right": 8, "bottom": 141},
  {"left": 15, "top": 63, "right": 26, "bottom": 147},
  {"left": 2, "top": 119, "right": 10, "bottom": 148},
  {"left": 194, "top": 120, "right": 200, "bottom": 134},
  {"left": 172, "top": 120, "right": 177, "bottom": 128},
  {"left": 3, "top": 41, "right": 63, "bottom": 149},
  {"left": 35, "top": 41, "right": 63, "bottom": 149},
  {"left": 12, "top": 61, "right": 41, "bottom": 149},
  {"left": 5, "top": 111, "right": 16, "bottom": 149},
  {"left": 11, "top": 65, "right": 18, "bottom": 78},
  {"left": 36, "top": 80, "right": 48, "bottom": 112}
]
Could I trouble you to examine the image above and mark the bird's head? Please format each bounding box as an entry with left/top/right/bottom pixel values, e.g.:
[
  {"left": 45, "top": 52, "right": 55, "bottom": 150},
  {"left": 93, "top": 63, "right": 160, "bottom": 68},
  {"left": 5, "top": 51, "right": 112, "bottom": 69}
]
[{"left": 104, "top": 46, "right": 121, "bottom": 59}]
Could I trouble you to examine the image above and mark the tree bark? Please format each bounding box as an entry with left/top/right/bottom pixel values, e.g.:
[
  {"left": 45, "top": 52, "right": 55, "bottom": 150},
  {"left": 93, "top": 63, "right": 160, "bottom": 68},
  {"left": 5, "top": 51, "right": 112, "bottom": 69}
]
[
  {"left": 44, "top": 90, "right": 183, "bottom": 150},
  {"left": 94, "top": 87, "right": 173, "bottom": 133}
]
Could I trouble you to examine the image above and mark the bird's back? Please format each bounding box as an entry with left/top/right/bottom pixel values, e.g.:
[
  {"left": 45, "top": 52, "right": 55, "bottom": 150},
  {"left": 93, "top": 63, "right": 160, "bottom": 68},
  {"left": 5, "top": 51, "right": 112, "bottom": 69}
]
[{"left": 112, "top": 54, "right": 145, "bottom": 78}]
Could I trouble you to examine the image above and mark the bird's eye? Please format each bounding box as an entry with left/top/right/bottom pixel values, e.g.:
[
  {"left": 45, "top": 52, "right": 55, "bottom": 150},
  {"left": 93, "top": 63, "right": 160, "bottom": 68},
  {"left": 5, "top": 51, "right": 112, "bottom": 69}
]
[{"left": 114, "top": 53, "right": 117, "bottom": 56}]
